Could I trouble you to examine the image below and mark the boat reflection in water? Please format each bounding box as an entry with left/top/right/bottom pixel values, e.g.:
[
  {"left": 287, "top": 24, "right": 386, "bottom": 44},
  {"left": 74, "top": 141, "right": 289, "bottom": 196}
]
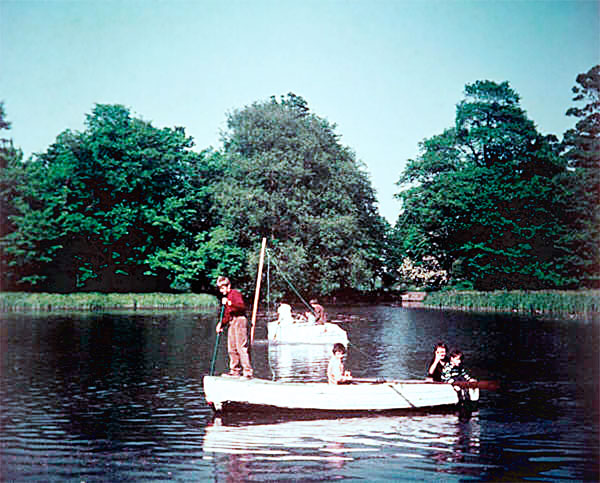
[
  {"left": 267, "top": 342, "right": 331, "bottom": 382},
  {"left": 202, "top": 411, "right": 483, "bottom": 479}
]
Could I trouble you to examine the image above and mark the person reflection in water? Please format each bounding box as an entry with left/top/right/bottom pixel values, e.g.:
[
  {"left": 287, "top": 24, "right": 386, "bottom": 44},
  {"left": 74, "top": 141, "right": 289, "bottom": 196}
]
[
  {"left": 426, "top": 342, "right": 449, "bottom": 382},
  {"left": 327, "top": 343, "right": 352, "bottom": 384}
]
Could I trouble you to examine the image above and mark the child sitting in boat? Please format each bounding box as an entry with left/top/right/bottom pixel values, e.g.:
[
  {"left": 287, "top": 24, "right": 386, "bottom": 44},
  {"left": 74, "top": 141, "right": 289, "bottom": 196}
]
[
  {"left": 306, "top": 299, "right": 327, "bottom": 325},
  {"left": 441, "top": 350, "right": 475, "bottom": 383},
  {"left": 426, "top": 342, "right": 448, "bottom": 382},
  {"left": 441, "top": 350, "right": 476, "bottom": 402},
  {"left": 327, "top": 342, "right": 352, "bottom": 384}
]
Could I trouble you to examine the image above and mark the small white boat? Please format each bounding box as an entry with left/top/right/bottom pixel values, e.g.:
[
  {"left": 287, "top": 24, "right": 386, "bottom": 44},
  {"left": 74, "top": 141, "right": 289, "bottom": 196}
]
[
  {"left": 267, "top": 303, "right": 349, "bottom": 344},
  {"left": 267, "top": 320, "right": 348, "bottom": 344},
  {"left": 203, "top": 375, "right": 479, "bottom": 412}
]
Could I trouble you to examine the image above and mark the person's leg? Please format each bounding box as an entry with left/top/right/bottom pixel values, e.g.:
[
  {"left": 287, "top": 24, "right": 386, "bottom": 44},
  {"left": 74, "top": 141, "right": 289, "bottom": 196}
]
[
  {"left": 234, "top": 316, "right": 253, "bottom": 377},
  {"left": 227, "top": 322, "right": 242, "bottom": 375}
]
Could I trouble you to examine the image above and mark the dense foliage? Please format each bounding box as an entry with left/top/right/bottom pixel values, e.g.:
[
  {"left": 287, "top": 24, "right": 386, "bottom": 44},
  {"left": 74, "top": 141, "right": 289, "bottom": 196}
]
[
  {"left": 215, "top": 93, "right": 390, "bottom": 296},
  {"left": 1, "top": 105, "right": 216, "bottom": 292},
  {"left": 394, "top": 81, "right": 572, "bottom": 290},
  {"left": 0, "top": 102, "right": 24, "bottom": 290},
  {"left": 559, "top": 65, "right": 600, "bottom": 287},
  {"left": 0, "top": 97, "right": 390, "bottom": 296},
  {"left": 1, "top": 67, "right": 598, "bottom": 295}
]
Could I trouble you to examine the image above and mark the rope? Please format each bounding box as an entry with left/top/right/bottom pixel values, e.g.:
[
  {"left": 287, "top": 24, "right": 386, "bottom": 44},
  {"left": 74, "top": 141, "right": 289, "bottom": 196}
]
[
  {"left": 385, "top": 383, "right": 416, "bottom": 408},
  {"left": 266, "top": 248, "right": 315, "bottom": 315}
]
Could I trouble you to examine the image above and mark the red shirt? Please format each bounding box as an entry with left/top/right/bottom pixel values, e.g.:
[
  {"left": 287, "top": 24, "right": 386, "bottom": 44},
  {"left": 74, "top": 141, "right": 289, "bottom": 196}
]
[{"left": 223, "top": 289, "right": 246, "bottom": 324}]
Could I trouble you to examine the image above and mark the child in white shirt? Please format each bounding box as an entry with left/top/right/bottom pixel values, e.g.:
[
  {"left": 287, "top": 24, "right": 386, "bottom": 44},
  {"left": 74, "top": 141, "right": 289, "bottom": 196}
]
[{"left": 327, "top": 343, "right": 352, "bottom": 384}]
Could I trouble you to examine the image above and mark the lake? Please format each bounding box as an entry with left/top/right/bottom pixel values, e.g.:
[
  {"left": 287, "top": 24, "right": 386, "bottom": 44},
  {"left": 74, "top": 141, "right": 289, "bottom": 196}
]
[{"left": 0, "top": 305, "right": 598, "bottom": 481}]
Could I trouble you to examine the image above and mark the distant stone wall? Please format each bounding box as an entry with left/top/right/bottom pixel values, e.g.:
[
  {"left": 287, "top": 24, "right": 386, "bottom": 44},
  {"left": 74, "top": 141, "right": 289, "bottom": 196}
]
[{"left": 401, "top": 292, "right": 427, "bottom": 302}]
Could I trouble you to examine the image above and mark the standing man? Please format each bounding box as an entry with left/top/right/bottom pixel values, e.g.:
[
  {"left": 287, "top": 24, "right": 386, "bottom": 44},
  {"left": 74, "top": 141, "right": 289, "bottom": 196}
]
[{"left": 215, "top": 276, "right": 253, "bottom": 379}]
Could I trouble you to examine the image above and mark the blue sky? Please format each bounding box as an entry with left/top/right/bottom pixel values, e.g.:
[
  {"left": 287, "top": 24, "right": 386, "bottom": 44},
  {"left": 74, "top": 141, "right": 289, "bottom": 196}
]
[{"left": 1, "top": 0, "right": 598, "bottom": 223}]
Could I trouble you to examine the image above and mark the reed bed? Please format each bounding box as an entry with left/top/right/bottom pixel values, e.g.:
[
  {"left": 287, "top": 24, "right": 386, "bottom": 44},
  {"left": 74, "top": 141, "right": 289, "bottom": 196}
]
[
  {"left": 424, "top": 289, "right": 600, "bottom": 316},
  {"left": 0, "top": 292, "right": 217, "bottom": 312}
]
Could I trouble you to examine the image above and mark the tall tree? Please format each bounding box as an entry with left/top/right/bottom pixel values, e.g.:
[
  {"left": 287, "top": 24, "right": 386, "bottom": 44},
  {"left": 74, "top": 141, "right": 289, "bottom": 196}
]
[
  {"left": 2, "top": 104, "right": 211, "bottom": 292},
  {"left": 0, "top": 102, "right": 25, "bottom": 290},
  {"left": 559, "top": 65, "right": 600, "bottom": 287},
  {"left": 395, "top": 81, "right": 569, "bottom": 290},
  {"left": 216, "top": 93, "right": 389, "bottom": 297}
]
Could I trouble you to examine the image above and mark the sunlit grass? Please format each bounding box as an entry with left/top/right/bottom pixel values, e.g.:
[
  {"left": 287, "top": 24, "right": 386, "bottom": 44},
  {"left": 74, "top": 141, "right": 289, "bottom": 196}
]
[
  {"left": 0, "top": 292, "right": 217, "bottom": 311},
  {"left": 424, "top": 289, "right": 600, "bottom": 316}
]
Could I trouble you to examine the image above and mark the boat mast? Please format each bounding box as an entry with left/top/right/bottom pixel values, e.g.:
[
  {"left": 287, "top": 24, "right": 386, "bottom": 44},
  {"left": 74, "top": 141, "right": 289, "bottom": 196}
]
[{"left": 250, "top": 237, "right": 267, "bottom": 344}]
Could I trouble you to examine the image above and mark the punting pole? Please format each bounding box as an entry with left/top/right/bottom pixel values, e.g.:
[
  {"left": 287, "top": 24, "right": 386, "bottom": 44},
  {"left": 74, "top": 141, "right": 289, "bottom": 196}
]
[
  {"left": 250, "top": 237, "right": 267, "bottom": 344},
  {"left": 210, "top": 305, "right": 225, "bottom": 375}
]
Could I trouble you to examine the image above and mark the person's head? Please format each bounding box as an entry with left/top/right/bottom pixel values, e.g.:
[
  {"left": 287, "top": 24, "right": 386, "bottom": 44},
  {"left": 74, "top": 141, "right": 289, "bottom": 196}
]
[
  {"left": 332, "top": 342, "right": 346, "bottom": 356},
  {"left": 310, "top": 298, "right": 319, "bottom": 306},
  {"left": 434, "top": 342, "right": 448, "bottom": 359},
  {"left": 449, "top": 350, "right": 463, "bottom": 367},
  {"left": 216, "top": 276, "right": 231, "bottom": 295}
]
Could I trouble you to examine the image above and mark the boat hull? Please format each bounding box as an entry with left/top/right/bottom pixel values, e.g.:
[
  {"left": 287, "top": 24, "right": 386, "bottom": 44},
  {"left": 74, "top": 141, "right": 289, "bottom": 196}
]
[
  {"left": 203, "top": 376, "right": 478, "bottom": 413},
  {"left": 267, "top": 321, "right": 348, "bottom": 344}
]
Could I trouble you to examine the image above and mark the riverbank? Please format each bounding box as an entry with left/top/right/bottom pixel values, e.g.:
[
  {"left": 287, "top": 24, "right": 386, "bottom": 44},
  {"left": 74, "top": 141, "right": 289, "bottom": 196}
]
[
  {"left": 0, "top": 292, "right": 217, "bottom": 312},
  {"left": 423, "top": 289, "right": 600, "bottom": 318}
]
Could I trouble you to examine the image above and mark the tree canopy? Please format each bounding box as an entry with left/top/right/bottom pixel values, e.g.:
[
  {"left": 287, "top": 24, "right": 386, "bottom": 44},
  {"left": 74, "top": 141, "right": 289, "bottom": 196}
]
[
  {"left": 2, "top": 68, "right": 598, "bottom": 295},
  {"left": 558, "top": 65, "right": 600, "bottom": 287},
  {"left": 394, "top": 81, "right": 570, "bottom": 290},
  {"left": 215, "top": 93, "right": 389, "bottom": 296},
  {"left": 2, "top": 104, "right": 214, "bottom": 292}
]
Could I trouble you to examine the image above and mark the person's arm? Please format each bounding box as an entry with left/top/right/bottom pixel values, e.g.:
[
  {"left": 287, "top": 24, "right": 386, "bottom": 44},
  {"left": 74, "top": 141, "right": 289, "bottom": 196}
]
[
  {"left": 317, "top": 306, "right": 327, "bottom": 324},
  {"left": 427, "top": 358, "right": 440, "bottom": 376},
  {"left": 327, "top": 359, "right": 338, "bottom": 384}
]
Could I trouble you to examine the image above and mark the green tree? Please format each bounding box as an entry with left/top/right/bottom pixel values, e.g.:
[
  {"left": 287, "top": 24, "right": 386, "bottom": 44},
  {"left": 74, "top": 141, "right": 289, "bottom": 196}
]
[
  {"left": 559, "top": 65, "right": 600, "bottom": 287},
  {"left": 0, "top": 102, "right": 25, "bottom": 290},
  {"left": 2, "top": 104, "right": 214, "bottom": 292},
  {"left": 395, "top": 81, "right": 569, "bottom": 290},
  {"left": 216, "top": 93, "right": 389, "bottom": 297}
]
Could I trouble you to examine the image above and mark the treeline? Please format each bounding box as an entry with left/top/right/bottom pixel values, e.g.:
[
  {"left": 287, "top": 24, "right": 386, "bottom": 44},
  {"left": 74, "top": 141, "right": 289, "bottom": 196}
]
[{"left": 0, "top": 66, "right": 598, "bottom": 297}]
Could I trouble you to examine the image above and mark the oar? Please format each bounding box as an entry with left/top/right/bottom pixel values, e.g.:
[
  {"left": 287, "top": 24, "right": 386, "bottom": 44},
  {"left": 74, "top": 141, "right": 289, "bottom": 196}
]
[
  {"left": 351, "top": 378, "right": 499, "bottom": 390},
  {"left": 450, "top": 380, "right": 500, "bottom": 390},
  {"left": 209, "top": 305, "right": 225, "bottom": 376}
]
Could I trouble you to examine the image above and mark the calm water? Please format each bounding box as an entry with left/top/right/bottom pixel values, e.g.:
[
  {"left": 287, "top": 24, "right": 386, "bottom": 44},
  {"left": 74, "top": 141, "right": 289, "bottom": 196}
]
[{"left": 0, "top": 305, "right": 598, "bottom": 481}]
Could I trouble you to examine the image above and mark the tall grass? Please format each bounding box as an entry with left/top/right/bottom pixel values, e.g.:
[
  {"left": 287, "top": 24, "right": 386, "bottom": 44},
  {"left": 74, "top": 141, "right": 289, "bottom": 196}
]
[
  {"left": 424, "top": 289, "right": 600, "bottom": 316},
  {"left": 0, "top": 292, "right": 217, "bottom": 312}
]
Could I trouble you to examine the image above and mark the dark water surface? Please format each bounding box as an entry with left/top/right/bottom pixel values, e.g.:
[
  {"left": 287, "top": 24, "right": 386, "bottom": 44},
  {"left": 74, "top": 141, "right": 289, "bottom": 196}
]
[{"left": 1, "top": 306, "right": 598, "bottom": 481}]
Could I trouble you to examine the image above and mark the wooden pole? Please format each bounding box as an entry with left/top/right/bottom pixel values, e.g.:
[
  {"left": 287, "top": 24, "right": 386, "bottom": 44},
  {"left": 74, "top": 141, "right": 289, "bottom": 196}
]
[{"left": 250, "top": 237, "right": 267, "bottom": 344}]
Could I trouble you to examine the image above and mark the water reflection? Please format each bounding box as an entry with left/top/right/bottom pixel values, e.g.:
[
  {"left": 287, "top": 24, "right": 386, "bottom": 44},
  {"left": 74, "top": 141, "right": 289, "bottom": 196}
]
[
  {"left": 203, "top": 410, "right": 485, "bottom": 479},
  {"left": 267, "top": 343, "right": 330, "bottom": 381}
]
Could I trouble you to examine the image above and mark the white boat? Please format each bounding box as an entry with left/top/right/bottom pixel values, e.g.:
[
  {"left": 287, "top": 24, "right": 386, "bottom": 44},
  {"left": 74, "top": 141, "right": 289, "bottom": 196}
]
[
  {"left": 267, "top": 303, "right": 349, "bottom": 344},
  {"left": 203, "top": 375, "right": 479, "bottom": 412},
  {"left": 267, "top": 319, "right": 348, "bottom": 344}
]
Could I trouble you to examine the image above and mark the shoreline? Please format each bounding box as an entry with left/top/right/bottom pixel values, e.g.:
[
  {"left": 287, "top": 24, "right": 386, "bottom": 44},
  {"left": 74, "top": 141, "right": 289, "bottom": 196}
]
[
  {"left": 0, "top": 292, "right": 217, "bottom": 312},
  {"left": 421, "top": 289, "right": 600, "bottom": 321},
  {"left": 1, "top": 290, "right": 599, "bottom": 320}
]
